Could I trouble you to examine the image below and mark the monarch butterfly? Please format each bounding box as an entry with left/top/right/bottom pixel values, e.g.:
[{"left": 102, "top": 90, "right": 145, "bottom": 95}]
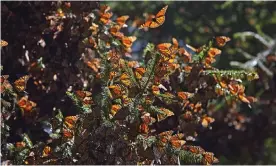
[
  {"left": 116, "top": 15, "right": 129, "bottom": 27},
  {"left": 202, "top": 152, "right": 219, "bottom": 165},
  {"left": 215, "top": 36, "right": 231, "bottom": 47},
  {"left": 157, "top": 38, "right": 179, "bottom": 57},
  {"left": 108, "top": 84, "right": 125, "bottom": 99},
  {"left": 17, "top": 96, "right": 37, "bottom": 112},
  {"left": 99, "top": 5, "right": 112, "bottom": 25},
  {"left": 109, "top": 25, "right": 124, "bottom": 39},
  {"left": 157, "top": 108, "right": 174, "bottom": 122},
  {"left": 119, "top": 72, "right": 132, "bottom": 87},
  {"left": 86, "top": 58, "right": 101, "bottom": 73},
  {"left": 179, "top": 47, "right": 192, "bottom": 63},
  {"left": 171, "top": 133, "right": 185, "bottom": 140},
  {"left": 183, "top": 145, "right": 205, "bottom": 154},
  {"left": 14, "top": 75, "right": 30, "bottom": 92},
  {"left": 181, "top": 111, "right": 193, "bottom": 121},
  {"left": 1, "top": 75, "right": 12, "bottom": 93},
  {"left": 134, "top": 67, "right": 146, "bottom": 80},
  {"left": 89, "top": 23, "right": 99, "bottom": 36},
  {"left": 63, "top": 129, "right": 74, "bottom": 139},
  {"left": 141, "top": 112, "right": 156, "bottom": 125},
  {"left": 201, "top": 116, "right": 215, "bottom": 128},
  {"left": 139, "top": 123, "right": 150, "bottom": 134},
  {"left": 1, "top": 40, "right": 8, "bottom": 47},
  {"left": 121, "top": 36, "right": 137, "bottom": 48},
  {"left": 100, "top": 5, "right": 111, "bottom": 13},
  {"left": 152, "top": 85, "right": 160, "bottom": 95},
  {"left": 139, "top": 5, "right": 168, "bottom": 29},
  {"left": 107, "top": 49, "right": 121, "bottom": 62},
  {"left": 207, "top": 48, "right": 221, "bottom": 58},
  {"left": 16, "top": 141, "right": 26, "bottom": 148},
  {"left": 170, "top": 140, "right": 186, "bottom": 149},
  {"left": 177, "top": 92, "right": 194, "bottom": 101},
  {"left": 42, "top": 146, "right": 51, "bottom": 158},
  {"left": 110, "top": 104, "right": 122, "bottom": 117},
  {"left": 82, "top": 96, "right": 93, "bottom": 106},
  {"left": 157, "top": 130, "right": 173, "bottom": 146},
  {"left": 64, "top": 116, "right": 78, "bottom": 129},
  {"left": 75, "top": 90, "right": 92, "bottom": 100},
  {"left": 109, "top": 71, "right": 117, "bottom": 80},
  {"left": 75, "top": 90, "right": 93, "bottom": 106}
]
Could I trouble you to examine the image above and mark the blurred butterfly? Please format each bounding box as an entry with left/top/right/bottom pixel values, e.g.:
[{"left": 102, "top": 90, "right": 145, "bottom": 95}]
[
  {"left": 215, "top": 36, "right": 231, "bottom": 47},
  {"left": 1, "top": 40, "right": 8, "bottom": 47},
  {"left": 108, "top": 84, "right": 125, "bottom": 99},
  {"left": 17, "top": 96, "right": 36, "bottom": 111},
  {"left": 170, "top": 139, "right": 186, "bottom": 149},
  {"left": 207, "top": 48, "right": 221, "bottom": 58},
  {"left": 139, "top": 123, "right": 150, "bottom": 134},
  {"left": 16, "top": 141, "right": 26, "bottom": 148},
  {"left": 119, "top": 72, "right": 132, "bottom": 87},
  {"left": 109, "top": 25, "right": 124, "bottom": 39},
  {"left": 99, "top": 5, "right": 112, "bottom": 25},
  {"left": 75, "top": 90, "right": 93, "bottom": 106},
  {"left": 157, "top": 130, "right": 173, "bottom": 146},
  {"left": 157, "top": 38, "right": 179, "bottom": 58},
  {"left": 183, "top": 145, "right": 205, "bottom": 154},
  {"left": 42, "top": 146, "right": 51, "bottom": 158},
  {"left": 86, "top": 58, "right": 101, "bottom": 73},
  {"left": 75, "top": 90, "right": 92, "bottom": 99},
  {"left": 100, "top": 5, "right": 111, "bottom": 13},
  {"left": 110, "top": 104, "right": 122, "bottom": 118},
  {"left": 139, "top": 5, "right": 168, "bottom": 29},
  {"left": 63, "top": 129, "right": 74, "bottom": 139},
  {"left": 177, "top": 92, "right": 194, "bottom": 101},
  {"left": 134, "top": 67, "right": 146, "bottom": 80},
  {"left": 178, "top": 47, "right": 192, "bottom": 63},
  {"left": 121, "top": 36, "right": 137, "bottom": 52},
  {"left": 116, "top": 15, "right": 129, "bottom": 27},
  {"left": 202, "top": 152, "right": 219, "bottom": 165},
  {"left": 14, "top": 75, "right": 30, "bottom": 92},
  {"left": 109, "top": 71, "right": 117, "bottom": 81},
  {"left": 157, "top": 108, "right": 174, "bottom": 122},
  {"left": 201, "top": 115, "right": 215, "bottom": 128},
  {"left": 141, "top": 112, "right": 156, "bottom": 125},
  {"left": 1, "top": 75, "right": 12, "bottom": 93},
  {"left": 64, "top": 116, "right": 78, "bottom": 129}
]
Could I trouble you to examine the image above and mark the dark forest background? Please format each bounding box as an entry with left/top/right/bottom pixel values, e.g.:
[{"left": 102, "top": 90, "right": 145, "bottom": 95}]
[{"left": 1, "top": 1, "right": 276, "bottom": 164}]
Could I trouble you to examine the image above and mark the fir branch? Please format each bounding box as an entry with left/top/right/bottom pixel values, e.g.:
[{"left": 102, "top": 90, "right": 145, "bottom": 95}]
[
  {"left": 178, "top": 150, "right": 203, "bottom": 165},
  {"left": 202, "top": 69, "right": 259, "bottom": 81}
]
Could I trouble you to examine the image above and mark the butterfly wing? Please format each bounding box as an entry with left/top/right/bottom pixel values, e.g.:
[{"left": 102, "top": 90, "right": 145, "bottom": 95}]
[
  {"left": 156, "top": 5, "right": 168, "bottom": 18},
  {"left": 1, "top": 40, "right": 8, "bottom": 47},
  {"left": 14, "top": 75, "right": 30, "bottom": 92},
  {"left": 116, "top": 15, "right": 129, "bottom": 26}
]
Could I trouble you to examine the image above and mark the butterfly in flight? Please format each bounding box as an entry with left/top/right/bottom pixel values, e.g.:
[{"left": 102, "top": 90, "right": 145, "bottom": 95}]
[{"left": 139, "top": 5, "right": 168, "bottom": 29}]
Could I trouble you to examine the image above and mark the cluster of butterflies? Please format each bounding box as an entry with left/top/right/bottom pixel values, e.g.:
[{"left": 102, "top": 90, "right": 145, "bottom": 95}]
[
  {"left": 1, "top": 75, "right": 39, "bottom": 117},
  {"left": 182, "top": 145, "right": 219, "bottom": 165},
  {"left": 99, "top": 4, "right": 168, "bottom": 30},
  {"left": 1, "top": 75, "right": 30, "bottom": 94},
  {"left": 152, "top": 130, "right": 218, "bottom": 165},
  {"left": 62, "top": 115, "right": 79, "bottom": 139},
  {"left": 211, "top": 71, "right": 258, "bottom": 106}
]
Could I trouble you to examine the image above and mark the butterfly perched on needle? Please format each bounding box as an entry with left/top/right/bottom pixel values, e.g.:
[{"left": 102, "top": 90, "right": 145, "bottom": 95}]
[
  {"left": 139, "top": 5, "right": 168, "bottom": 29},
  {"left": 14, "top": 75, "right": 30, "bottom": 92}
]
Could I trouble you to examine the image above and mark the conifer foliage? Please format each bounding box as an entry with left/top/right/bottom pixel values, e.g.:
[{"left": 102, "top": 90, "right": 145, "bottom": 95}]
[{"left": 1, "top": 2, "right": 258, "bottom": 165}]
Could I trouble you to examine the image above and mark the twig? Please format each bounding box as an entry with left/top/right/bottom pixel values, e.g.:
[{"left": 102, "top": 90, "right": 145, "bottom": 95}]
[{"left": 236, "top": 31, "right": 273, "bottom": 47}]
